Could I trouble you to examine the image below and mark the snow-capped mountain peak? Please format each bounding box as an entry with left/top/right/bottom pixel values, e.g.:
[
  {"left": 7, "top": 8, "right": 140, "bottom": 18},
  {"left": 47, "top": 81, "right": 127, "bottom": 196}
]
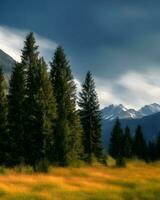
[
  {"left": 101, "top": 103, "right": 160, "bottom": 121},
  {"left": 138, "top": 103, "right": 160, "bottom": 116},
  {"left": 101, "top": 104, "right": 137, "bottom": 120}
]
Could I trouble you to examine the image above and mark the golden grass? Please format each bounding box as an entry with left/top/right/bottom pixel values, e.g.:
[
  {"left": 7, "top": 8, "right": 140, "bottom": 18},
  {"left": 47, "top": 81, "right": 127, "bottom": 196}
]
[{"left": 0, "top": 160, "right": 160, "bottom": 199}]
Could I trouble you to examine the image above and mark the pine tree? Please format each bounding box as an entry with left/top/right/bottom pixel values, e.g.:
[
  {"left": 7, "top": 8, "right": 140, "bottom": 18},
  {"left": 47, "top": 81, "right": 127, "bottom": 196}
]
[
  {"left": 133, "top": 125, "right": 147, "bottom": 160},
  {"left": 155, "top": 133, "right": 160, "bottom": 160},
  {"left": 109, "top": 119, "right": 126, "bottom": 167},
  {"left": 21, "top": 32, "right": 39, "bottom": 67},
  {"left": 123, "top": 126, "right": 133, "bottom": 158},
  {"left": 25, "top": 58, "right": 57, "bottom": 167},
  {"left": 78, "top": 71, "right": 103, "bottom": 163},
  {"left": 148, "top": 141, "right": 156, "bottom": 162},
  {"left": 34, "top": 58, "right": 57, "bottom": 163},
  {"left": 8, "top": 63, "right": 25, "bottom": 165},
  {"left": 50, "top": 46, "right": 83, "bottom": 166},
  {"left": 0, "top": 67, "right": 8, "bottom": 165},
  {"left": 21, "top": 32, "right": 40, "bottom": 166},
  {"left": 109, "top": 119, "right": 124, "bottom": 159},
  {"left": 22, "top": 33, "right": 57, "bottom": 167}
]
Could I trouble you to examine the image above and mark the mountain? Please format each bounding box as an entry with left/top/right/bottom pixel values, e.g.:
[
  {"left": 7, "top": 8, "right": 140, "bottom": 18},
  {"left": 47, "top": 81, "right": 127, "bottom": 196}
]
[
  {"left": 0, "top": 49, "right": 15, "bottom": 74},
  {"left": 101, "top": 103, "right": 160, "bottom": 148},
  {"left": 139, "top": 103, "right": 160, "bottom": 116},
  {"left": 102, "top": 112, "right": 160, "bottom": 147},
  {"left": 101, "top": 104, "right": 141, "bottom": 120},
  {"left": 101, "top": 103, "right": 160, "bottom": 120}
]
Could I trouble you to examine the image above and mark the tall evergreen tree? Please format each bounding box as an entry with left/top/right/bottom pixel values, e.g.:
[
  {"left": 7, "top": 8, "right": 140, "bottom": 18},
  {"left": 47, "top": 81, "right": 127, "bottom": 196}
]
[
  {"left": 133, "top": 125, "right": 147, "bottom": 160},
  {"left": 8, "top": 63, "right": 25, "bottom": 165},
  {"left": 21, "top": 32, "right": 40, "bottom": 166},
  {"left": 50, "top": 46, "right": 83, "bottom": 166},
  {"left": 25, "top": 58, "right": 57, "bottom": 166},
  {"left": 22, "top": 33, "right": 57, "bottom": 167},
  {"left": 148, "top": 141, "right": 156, "bottom": 162},
  {"left": 21, "top": 32, "right": 39, "bottom": 67},
  {"left": 78, "top": 71, "right": 103, "bottom": 162},
  {"left": 155, "top": 133, "right": 160, "bottom": 160},
  {"left": 34, "top": 58, "right": 57, "bottom": 163},
  {"left": 123, "top": 126, "right": 133, "bottom": 158},
  {"left": 0, "top": 67, "right": 8, "bottom": 165},
  {"left": 109, "top": 119, "right": 124, "bottom": 159}
]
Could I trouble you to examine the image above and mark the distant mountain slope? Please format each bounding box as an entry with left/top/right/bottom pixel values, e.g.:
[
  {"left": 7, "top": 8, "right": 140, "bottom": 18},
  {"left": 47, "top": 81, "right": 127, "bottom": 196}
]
[
  {"left": 101, "top": 103, "right": 160, "bottom": 120},
  {"left": 0, "top": 49, "right": 15, "bottom": 74},
  {"left": 139, "top": 103, "right": 160, "bottom": 116},
  {"left": 102, "top": 112, "right": 160, "bottom": 148},
  {"left": 101, "top": 104, "right": 140, "bottom": 120}
]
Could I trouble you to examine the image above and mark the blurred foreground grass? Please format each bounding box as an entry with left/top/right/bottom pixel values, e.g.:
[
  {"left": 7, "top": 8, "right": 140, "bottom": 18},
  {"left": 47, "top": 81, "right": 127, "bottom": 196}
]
[{"left": 0, "top": 159, "right": 160, "bottom": 199}]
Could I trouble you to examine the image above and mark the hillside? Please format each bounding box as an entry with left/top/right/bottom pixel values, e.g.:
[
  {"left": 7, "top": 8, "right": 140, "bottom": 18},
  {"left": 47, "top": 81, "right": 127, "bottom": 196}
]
[{"left": 0, "top": 49, "right": 15, "bottom": 74}]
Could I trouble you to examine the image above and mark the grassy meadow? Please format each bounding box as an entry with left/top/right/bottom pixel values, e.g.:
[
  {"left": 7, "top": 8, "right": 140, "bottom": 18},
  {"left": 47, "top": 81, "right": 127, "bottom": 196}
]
[{"left": 0, "top": 160, "right": 160, "bottom": 200}]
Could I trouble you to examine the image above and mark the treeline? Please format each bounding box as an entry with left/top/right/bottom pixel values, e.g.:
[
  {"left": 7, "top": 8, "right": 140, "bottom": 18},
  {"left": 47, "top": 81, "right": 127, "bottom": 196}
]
[
  {"left": 0, "top": 32, "right": 159, "bottom": 170},
  {"left": 109, "top": 119, "right": 160, "bottom": 166},
  {"left": 0, "top": 32, "right": 104, "bottom": 169}
]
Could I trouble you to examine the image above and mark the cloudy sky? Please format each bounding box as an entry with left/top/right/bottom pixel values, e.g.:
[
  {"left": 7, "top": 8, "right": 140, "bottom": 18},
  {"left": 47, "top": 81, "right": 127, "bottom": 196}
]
[{"left": 1, "top": 0, "right": 160, "bottom": 109}]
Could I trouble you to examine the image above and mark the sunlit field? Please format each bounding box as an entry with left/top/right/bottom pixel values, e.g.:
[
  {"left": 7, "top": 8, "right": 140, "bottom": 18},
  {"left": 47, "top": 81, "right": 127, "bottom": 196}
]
[{"left": 0, "top": 160, "right": 160, "bottom": 200}]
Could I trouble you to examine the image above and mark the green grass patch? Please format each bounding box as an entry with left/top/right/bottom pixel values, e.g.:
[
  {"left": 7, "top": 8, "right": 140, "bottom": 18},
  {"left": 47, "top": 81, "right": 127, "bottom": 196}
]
[
  {"left": 107, "top": 179, "right": 137, "bottom": 189},
  {"left": 31, "top": 182, "right": 58, "bottom": 192},
  {"left": 0, "top": 166, "right": 6, "bottom": 175},
  {"left": 0, "top": 188, "right": 6, "bottom": 198},
  {"left": 6, "top": 194, "right": 46, "bottom": 200},
  {"left": 14, "top": 165, "right": 34, "bottom": 174},
  {"left": 50, "top": 190, "right": 122, "bottom": 200}
]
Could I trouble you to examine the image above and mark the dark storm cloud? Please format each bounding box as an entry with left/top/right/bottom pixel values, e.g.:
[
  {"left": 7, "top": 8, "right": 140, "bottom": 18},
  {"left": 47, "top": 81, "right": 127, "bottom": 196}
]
[
  {"left": 1, "top": 0, "right": 160, "bottom": 79},
  {"left": 1, "top": 0, "right": 160, "bottom": 107}
]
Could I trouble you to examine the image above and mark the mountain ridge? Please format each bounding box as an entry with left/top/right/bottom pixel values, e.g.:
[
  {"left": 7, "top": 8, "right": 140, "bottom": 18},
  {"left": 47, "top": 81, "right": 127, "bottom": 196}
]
[
  {"left": 101, "top": 103, "right": 160, "bottom": 147},
  {"left": 101, "top": 103, "right": 160, "bottom": 121}
]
